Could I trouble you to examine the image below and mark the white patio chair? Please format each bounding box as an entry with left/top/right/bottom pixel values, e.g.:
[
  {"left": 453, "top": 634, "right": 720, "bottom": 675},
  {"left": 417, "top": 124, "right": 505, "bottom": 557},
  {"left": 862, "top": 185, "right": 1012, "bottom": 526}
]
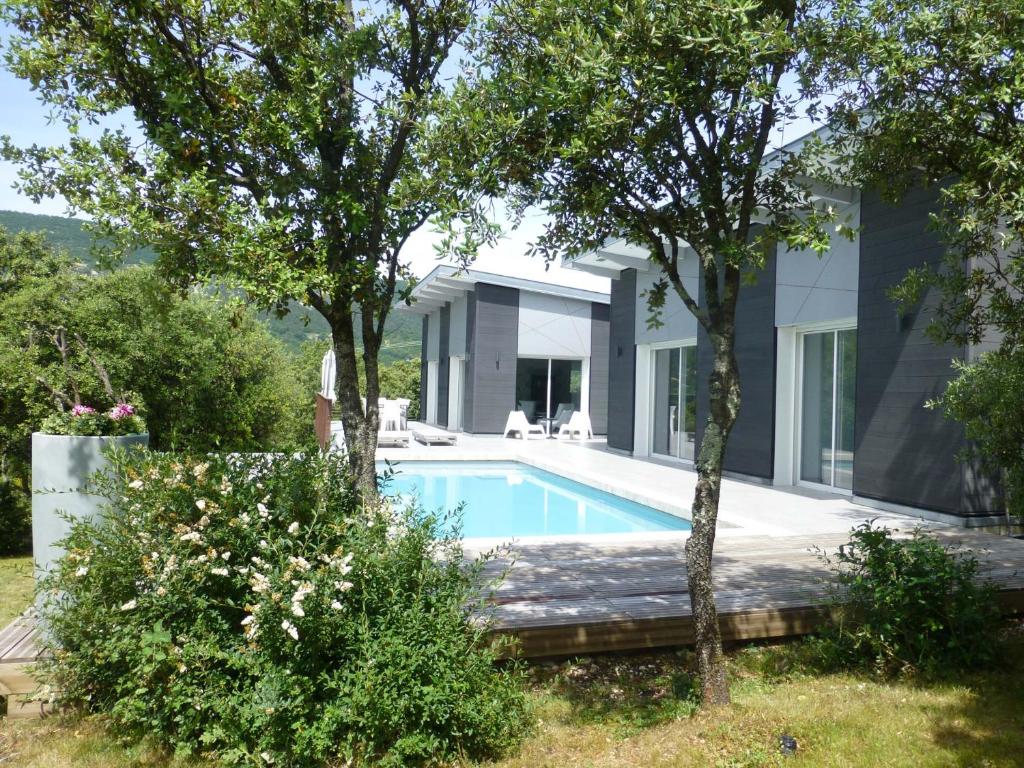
[
  {"left": 557, "top": 411, "right": 594, "bottom": 440},
  {"left": 378, "top": 400, "right": 403, "bottom": 432},
  {"left": 503, "top": 410, "right": 547, "bottom": 440}
]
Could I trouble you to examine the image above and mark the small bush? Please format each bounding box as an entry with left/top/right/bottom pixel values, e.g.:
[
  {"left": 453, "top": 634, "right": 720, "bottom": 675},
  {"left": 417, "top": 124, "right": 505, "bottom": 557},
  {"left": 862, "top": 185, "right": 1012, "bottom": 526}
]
[
  {"left": 815, "top": 522, "right": 1001, "bottom": 676},
  {"left": 40, "top": 449, "right": 529, "bottom": 766}
]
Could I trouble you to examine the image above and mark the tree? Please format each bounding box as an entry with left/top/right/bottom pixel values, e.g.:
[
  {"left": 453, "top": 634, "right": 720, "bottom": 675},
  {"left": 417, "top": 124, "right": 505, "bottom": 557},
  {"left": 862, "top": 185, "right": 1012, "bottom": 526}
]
[
  {"left": 2, "top": 0, "right": 494, "bottom": 495},
  {"left": 0, "top": 232, "right": 311, "bottom": 551},
  {"left": 805, "top": 0, "right": 1024, "bottom": 517},
  {"left": 476, "top": 0, "right": 834, "bottom": 703}
]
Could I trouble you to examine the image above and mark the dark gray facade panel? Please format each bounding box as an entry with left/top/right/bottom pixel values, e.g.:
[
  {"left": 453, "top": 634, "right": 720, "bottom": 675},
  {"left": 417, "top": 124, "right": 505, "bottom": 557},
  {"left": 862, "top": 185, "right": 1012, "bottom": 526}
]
[
  {"left": 855, "top": 185, "right": 998, "bottom": 516},
  {"left": 466, "top": 284, "right": 519, "bottom": 433},
  {"left": 462, "top": 291, "right": 477, "bottom": 431},
  {"left": 419, "top": 315, "right": 428, "bottom": 419},
  {"left": 695, "top": 248, "right": 777, "bottom": 479},
  {"left": 607, "top": 270, "right": 638, "bottom": 451},
  {"left": 589, "top": 302, "right": 610, "bottom": 435},
  {"left": 437, "top": 303, "right": 450, "bottom": 426}
]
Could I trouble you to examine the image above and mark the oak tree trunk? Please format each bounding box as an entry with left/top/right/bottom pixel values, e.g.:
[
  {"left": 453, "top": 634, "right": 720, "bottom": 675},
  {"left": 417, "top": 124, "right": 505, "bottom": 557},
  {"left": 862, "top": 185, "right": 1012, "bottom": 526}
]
[
  {"left": 330, "top": 312, "right": 379, "bottom": 500},
  {"left": 687, "top": 329, "right": 741, "bottom": 706}
]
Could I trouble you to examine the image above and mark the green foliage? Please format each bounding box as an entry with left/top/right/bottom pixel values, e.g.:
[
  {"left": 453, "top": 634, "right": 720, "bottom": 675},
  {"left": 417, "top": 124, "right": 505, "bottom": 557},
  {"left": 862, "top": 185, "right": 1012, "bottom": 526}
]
[
  {"left": 0, "top": 210, "right": 423, "bottom": 359},
  {"left": 930, "top": 352, "right": 1024, "bottom": 518},
  {"left": 1, "top": 0, "right": 497, "bottom": 485},
  {"left": 0, "top": 228, "right": 312, "bottom": 552},
  {"left": 0, "top": 478, "right": 30, "bottom": 556},
  {"left": 379, "top": 358, "right": 423, "bottom": 420},
  {"left": 815, "top": 522, "right": 1001, "bottom": 676},
  {"left": 808, "top": 0, "right": 1024, "bottom": 349},
  {"left": 40, "top": 449, "right": 529, "bottom": 766}
]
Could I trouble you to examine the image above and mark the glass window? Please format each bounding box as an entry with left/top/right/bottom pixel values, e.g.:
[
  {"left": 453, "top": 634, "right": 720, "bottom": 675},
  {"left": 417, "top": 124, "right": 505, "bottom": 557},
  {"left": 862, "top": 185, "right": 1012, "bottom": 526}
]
[
  {"left": 651, "top": 344, "right": 697, "bottom": 460},
  {"left": 800, "top": 329, "right": 856, "bottom": 489},
  {"left": 516, "top": 358, "right": 584, "bottom": 424}
]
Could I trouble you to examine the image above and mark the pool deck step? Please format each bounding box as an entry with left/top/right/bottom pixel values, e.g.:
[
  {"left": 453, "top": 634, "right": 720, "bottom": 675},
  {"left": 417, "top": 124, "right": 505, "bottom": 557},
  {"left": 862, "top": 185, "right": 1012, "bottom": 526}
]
[
  {"left": 0, "top": 613, "right": 50, "bottom": 720},
  {"left": 481, "top": 529, "right": 1024, "bottom": 657}
]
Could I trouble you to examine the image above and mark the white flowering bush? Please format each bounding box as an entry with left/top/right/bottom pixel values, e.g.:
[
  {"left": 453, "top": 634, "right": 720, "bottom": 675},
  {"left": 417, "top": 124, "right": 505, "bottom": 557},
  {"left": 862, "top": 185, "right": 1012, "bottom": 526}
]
[{"left": 39, "top": 449, "right": 529, "bottom": 766}]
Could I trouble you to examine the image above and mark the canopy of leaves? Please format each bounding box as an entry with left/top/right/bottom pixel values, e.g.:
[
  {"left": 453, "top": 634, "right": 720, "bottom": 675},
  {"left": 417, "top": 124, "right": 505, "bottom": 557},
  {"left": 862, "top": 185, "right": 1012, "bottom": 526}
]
[
  {"left": 473, "top": 0, "right": 837, "bottom": 329},
  {"left": 807, "top": 0, "right": 1024, "bottom": 348},
  {"left": 1, "top": 0, "right": 492, "bottom": 334}
]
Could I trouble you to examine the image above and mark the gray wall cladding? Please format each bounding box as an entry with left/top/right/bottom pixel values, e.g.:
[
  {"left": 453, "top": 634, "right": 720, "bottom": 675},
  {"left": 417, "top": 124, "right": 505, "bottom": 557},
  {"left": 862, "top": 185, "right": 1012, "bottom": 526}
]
[
  {"left": 607, "top": 270, "right": 638, "bottom": 451},
  {"left": 466, "top": 283, "right": 519, "bottom": 433},
  {"left": 589, "top": 302, "right": 610, "bottom": 435},
  {"left": 436, "top": 303, "right": 450, "bottom": 426},
  {"left": 855, "top": 185, "right": 999, "bottom": 515},
  {"left": 462, "top": 291, "right": 477, "bottom": 431},
  {"left": 695, "top": 246, "right": 777, "bottom": 479},
  {"left": 419, "top": 316, "right": 428, "bottom": 418}
]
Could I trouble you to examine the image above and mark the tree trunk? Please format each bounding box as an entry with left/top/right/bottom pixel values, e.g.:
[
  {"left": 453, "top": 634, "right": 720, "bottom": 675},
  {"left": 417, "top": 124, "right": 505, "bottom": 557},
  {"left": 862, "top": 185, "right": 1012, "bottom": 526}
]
[
  {"left": 330, "top": 312, "right": 377, "bottom": 500},
  {"left": 687, "top": 329, "right": 741, "bottom": 706}
]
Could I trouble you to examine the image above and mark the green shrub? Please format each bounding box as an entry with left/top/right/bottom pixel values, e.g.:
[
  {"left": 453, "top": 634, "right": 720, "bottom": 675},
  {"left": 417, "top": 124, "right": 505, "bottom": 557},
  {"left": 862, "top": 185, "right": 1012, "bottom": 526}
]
[
  {"left": 0, "top": 477, "right": 30, "bottom": 556},
  {"left": 40, "top": 449, "right": 529, "bottom": 766},
  {"left": 815, "top": 522, "right": 1001, "bottom": 676}
]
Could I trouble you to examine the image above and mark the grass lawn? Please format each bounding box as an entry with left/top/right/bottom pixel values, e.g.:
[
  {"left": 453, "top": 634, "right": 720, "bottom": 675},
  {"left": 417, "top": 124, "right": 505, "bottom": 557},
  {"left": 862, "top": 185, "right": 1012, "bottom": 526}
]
[
  {"left": 0, "top": 555, "right": 33, "bottom": 627},
  {"left": 3, "top": 554, "right": 1023, "bottom": 766},
  {"left": 3, "top": 636, "right": 1024, "bottom": 767}
]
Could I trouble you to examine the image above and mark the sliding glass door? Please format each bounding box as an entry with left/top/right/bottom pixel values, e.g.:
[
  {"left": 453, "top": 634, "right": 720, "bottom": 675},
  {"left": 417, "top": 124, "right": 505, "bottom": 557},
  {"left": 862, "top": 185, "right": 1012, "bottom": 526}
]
[
  {"left": 651, "top": 345, "right": 697, "bottom": 461},
  {"left": 800, "top": 328, "right": 856, "bottom": 490},
  {"left": 515, "top": 358, "right": 583, "bottom": 423}
]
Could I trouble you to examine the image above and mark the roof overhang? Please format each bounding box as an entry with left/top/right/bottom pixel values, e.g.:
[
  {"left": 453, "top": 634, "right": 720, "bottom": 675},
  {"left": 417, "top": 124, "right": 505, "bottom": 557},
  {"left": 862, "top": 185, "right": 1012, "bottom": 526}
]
[{"left": 396, "top": 264, "right": 610, "bottom": 315}]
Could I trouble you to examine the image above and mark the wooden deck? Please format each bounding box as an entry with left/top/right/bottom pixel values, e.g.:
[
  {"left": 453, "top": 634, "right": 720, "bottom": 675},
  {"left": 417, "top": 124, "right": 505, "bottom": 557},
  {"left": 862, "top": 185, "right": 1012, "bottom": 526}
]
[
  {"left": 0, "top": 613, "right": 48, "bottom": 720},
  {"left": 4, "top": 528, "right": 1024, "bottom": 718},
  {"left": 478, "top": 529, "right": 1024, "bottom": 657}
]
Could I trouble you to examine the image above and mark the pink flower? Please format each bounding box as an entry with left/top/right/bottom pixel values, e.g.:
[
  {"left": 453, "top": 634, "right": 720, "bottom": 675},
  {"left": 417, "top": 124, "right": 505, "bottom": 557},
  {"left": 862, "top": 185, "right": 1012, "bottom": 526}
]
[
  {"left": 70, "top": 405, "right": 96, "bottom": 417},
  {"left": 109, "top": 403, "right": 136, "bottom": 420}
]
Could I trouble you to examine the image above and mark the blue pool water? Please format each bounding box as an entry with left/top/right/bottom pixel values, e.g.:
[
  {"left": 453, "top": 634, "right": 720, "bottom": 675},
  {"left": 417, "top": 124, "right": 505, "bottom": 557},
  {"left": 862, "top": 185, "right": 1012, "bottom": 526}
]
[{"left": 379, "top": 461, "right": 691, "bottom": 538}]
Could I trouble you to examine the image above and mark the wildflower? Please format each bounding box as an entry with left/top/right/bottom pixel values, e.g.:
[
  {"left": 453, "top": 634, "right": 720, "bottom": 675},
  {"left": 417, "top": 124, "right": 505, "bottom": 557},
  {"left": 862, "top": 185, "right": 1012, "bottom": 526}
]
[
  {"left": 221, "top": 551, "right": 231, "bottom": 561},
  {"left": 281, "top": 620, "right": 299, "bottom": 641},
  {"left": 287, "top": 555, "right": 311, "bottom": 572},
  {"left": 211, "top": 567, "right": 229, "bottom": 577},
  {"left": 259, "top": 539, "right": 268, "bottom": 549},
  {"left": 180, "top": 531, "right": 202, "bottom": 543},
  {"left": 192, "top": 462, "right": 209, "bottom": 478},
  {"left": 195, "top": 499, "right": 208, "bottom": 512},
  {"left": 287, "top": 521, "right": 299, "bottom": 534},
  {"left": 156, "top": 586, "right": 167, "bottom": 597},
  {"left": 257, "top": 503, "right": 269, "bottom": 517},
  {"left": 261, "top": 751, "right": 275, "bottom": 764},
  {"left": 75, "top": 566, "right": 89, "bottom": 577},
  {"left": 330, "top": 600, "right": 343, "bottom": 611},
  {"left": 70, "top": 404, "right": 96, "bottom": 417},
  {"left": 128, "top": 479, "right": 144, "bottom": 490},
  {"left": 291, "top": 604, "right": 305, "bottom": 617},
  {"left": 334, "top": 580, "right": 354, "bottom": 592},
  {"left": 120, "top": 599, "right": 137, "bottom": 611}
]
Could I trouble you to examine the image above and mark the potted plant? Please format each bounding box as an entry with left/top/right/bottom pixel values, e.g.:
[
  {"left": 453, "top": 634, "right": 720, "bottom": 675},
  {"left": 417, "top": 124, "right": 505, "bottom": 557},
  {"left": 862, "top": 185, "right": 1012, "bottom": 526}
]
[{"left": 32, "top": 336, "right": 149, "bottom": 578}]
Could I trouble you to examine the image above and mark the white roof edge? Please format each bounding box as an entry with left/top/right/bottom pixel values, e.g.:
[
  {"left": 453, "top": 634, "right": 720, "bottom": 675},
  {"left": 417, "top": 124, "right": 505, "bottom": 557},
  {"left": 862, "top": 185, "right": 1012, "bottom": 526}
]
[{"left": 396, "top": 263, "right": 610, "bottom": 314}]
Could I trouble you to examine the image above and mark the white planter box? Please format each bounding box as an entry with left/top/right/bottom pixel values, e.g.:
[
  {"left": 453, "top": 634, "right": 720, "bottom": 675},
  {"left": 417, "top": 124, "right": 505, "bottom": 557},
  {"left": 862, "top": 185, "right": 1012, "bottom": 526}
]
[{"left": 31, "top": 432, "right": 149, "bottom": 579}]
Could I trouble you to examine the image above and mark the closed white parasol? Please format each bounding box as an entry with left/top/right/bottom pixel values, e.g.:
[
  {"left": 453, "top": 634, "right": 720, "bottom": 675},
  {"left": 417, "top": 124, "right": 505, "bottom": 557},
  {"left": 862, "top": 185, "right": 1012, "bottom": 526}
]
[{"left": 319, "top": 348, "right": 337, "bottom": 401}]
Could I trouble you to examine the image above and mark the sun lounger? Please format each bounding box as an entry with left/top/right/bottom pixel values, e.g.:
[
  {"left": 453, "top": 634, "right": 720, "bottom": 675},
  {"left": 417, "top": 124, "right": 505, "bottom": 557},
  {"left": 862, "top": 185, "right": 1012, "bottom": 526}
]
[
  {"left": 377, "top": 430, "right": 410, "bottom": 448},
  {"left": 412, "top": 427, "right": 458, "bottom": 446}
]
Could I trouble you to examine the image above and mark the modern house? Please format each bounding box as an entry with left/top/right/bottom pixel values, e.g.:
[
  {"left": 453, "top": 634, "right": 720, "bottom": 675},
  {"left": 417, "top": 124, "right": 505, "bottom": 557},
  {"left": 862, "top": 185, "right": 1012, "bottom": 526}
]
[
  {"left": 563, "top": 175, "right": 1001, "bottom": 526},
  {"left": 400, "top": 266, "right": 610, "bottom": 435}
]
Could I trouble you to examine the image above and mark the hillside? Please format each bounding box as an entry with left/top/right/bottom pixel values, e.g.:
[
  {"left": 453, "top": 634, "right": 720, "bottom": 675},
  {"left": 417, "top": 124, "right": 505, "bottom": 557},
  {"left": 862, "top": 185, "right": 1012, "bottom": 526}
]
[{"left": 0, "top": 209, "right": 421, "bottom": 362}]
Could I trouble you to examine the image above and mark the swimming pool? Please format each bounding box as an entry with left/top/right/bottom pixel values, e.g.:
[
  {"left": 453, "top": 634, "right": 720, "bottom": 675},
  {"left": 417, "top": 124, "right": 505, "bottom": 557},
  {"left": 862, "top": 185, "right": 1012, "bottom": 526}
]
[{"left": 379, "top": 461, "right": 691, "bottom": 539}]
